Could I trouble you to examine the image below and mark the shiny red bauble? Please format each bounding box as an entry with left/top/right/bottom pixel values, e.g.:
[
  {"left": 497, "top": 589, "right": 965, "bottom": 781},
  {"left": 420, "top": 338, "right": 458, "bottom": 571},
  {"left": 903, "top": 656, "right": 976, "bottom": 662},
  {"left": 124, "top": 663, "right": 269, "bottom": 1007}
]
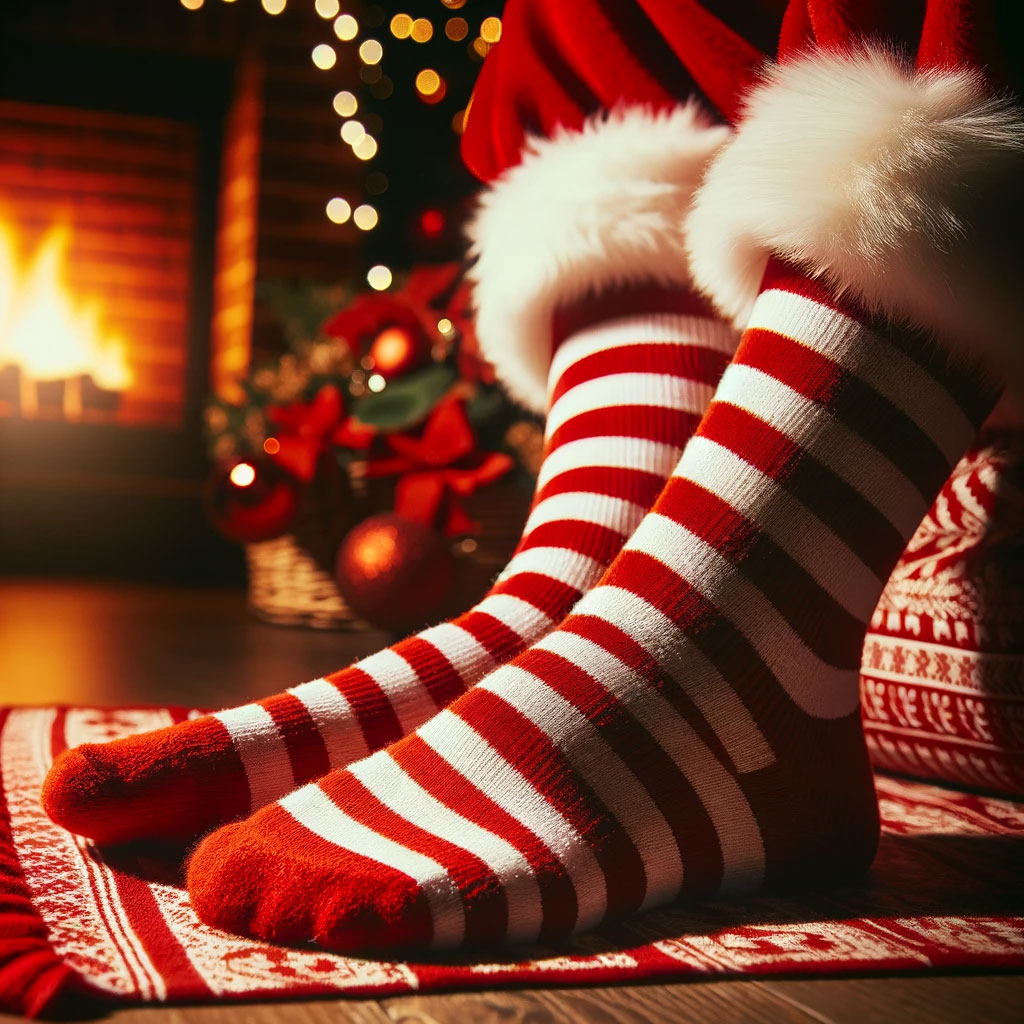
[
  {"left": 205, "top": 456, "right": 301, "bottom": 544},
  {"left": 368, "top": 325, "right": 426, "bottom": 378},
  {"left": 334, "top": 513, "right": 454, "bottom": 632}
]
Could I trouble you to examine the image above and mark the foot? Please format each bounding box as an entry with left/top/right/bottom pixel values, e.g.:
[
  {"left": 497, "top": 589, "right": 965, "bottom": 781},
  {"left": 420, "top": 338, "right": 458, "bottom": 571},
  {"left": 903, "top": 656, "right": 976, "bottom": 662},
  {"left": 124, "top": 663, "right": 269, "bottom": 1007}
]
[
  {"left": 187, "top": 270, "right": 993, "bottom": 949},
  {"left": 43, "top": 303, "right": 734, "bottom": 845}
]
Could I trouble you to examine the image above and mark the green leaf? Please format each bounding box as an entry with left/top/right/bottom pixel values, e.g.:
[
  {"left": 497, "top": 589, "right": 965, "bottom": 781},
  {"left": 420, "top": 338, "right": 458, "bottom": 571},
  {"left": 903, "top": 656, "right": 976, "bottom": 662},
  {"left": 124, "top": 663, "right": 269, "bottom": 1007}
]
[{"left": 351, "top": 364, "right": 457, "bottom": 432}]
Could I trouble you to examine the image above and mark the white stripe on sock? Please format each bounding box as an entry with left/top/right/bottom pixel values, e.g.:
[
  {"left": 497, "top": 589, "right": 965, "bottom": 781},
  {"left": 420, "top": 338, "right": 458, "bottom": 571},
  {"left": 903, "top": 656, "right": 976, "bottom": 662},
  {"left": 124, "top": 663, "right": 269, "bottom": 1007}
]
[
  {"left": 535, "top": 628, "right": 767, "bottom": 896},
  {"left": 568, "top": 585, "right": 774, "bottom": 773},
  {"left": 287, "top": 678, "right": 369, "bottom": 770},
  {"left": 415, "top": 622, "right": 496, "bottom": 686},
  {"left": 522, "top": 492, "right": 646, "bottom": 538},
  {"left": 356, "top": 649, "right": 437, "bottom": 736},
  {"left": 213, "top": 703, "right": 294, "bottom": 812},
  {"left": 494, "top": 547, "right": 605, "bottom": 590},
  {"left": 473, "top": 593, "right": 555, "bottom": 639},
  {"left": 349, "top": 751, "right": 544, "bottom": 944},
  {"left": 535, "top": 436, "right": 683, "bottom": 493},
  {"left": 716, "top": 363, "right": 928, "bottom": 537},
  {"left": 750, "top": 289, "right": 975, "bottom": 465},
  {"left": 625, "top": 516, "right": 862, "bottom": 719},
  {"left": 546, "top": 373, "right": 714, "bottom": 440},
  {"left": 479, "top": 664, "right": 685, "bottom": 908},
  {"left": 677, "top": 435, "right": 885, "bottom": 620},
  {"left": 280, "top": 782, "right": 465, "bottom": 948},
  {"left": 419, "top": 709, "right": 607, "bottom": 932}
]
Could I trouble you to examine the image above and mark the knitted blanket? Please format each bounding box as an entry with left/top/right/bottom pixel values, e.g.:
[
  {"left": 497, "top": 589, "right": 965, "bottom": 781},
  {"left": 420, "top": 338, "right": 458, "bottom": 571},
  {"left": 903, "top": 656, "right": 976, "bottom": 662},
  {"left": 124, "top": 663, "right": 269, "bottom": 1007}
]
[{"left": 3, "top": 706, "right": 1022, "bottom": 1016}]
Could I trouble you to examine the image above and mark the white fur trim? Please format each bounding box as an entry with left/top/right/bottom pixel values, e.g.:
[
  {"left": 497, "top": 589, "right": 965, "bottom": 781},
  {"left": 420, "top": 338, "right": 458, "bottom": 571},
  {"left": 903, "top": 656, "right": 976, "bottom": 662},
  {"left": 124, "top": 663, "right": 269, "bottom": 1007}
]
[
  {"left": 466, "top": 104, "right": 730, "bottom": 413},
  {"left": 686, "top": 49, "right": 1024, "bottom": 378}
]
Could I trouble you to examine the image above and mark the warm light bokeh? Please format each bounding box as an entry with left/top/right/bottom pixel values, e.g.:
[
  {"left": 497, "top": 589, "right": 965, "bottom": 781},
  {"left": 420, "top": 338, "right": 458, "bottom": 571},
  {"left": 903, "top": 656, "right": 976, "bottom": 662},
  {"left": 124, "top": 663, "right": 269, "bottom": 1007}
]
[{"left": 0, "top": 222, "right": 134, "bottom": 405}]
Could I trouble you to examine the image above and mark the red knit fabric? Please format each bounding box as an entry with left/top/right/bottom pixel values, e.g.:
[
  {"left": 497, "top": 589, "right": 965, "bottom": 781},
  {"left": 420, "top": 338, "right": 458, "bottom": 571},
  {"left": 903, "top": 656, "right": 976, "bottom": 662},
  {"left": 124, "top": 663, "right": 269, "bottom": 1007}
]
[
  {"left": 460, "top": 0, "right": 770, "bottom": 181},
  {"left": 185, "top": 264, "right": 998, "bottom": 951},
  {"left": 862, "top": 433, "right": 1024, "bottom": 795}
]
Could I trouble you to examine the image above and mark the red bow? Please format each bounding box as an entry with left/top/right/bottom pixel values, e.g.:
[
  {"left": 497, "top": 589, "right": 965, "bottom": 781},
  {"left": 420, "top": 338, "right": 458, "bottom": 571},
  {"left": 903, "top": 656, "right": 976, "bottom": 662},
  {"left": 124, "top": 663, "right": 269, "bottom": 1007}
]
[
  {"left": 366, "top": 398, "right": 513, "bottom": 536},
  {"left": 265, "top": 385, "right": 375, "bottom": 482}
]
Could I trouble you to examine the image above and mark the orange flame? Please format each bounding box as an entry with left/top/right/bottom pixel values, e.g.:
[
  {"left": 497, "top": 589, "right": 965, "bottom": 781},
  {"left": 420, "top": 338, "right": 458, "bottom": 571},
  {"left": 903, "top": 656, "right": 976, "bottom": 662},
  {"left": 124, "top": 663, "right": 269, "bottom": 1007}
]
[{"left": 0, "top": 222, "right": 133, "bottom": 392}]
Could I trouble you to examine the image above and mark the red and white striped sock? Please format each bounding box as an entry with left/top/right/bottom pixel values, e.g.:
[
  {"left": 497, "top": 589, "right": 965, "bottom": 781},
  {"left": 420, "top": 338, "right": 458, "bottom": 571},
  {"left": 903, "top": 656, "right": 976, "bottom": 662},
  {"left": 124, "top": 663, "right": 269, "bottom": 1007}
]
[
  {"left": 43, "top": 289, "right": 735, "bottom": 844},
  {"left": 186, "top": 260, "right": 999, "bottom": 951}
]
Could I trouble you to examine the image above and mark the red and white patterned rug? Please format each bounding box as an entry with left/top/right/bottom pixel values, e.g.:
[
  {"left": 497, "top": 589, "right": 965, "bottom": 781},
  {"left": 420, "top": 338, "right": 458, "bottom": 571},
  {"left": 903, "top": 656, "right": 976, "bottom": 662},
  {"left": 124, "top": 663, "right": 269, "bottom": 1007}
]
[{"left": 3, "top": 706, "right": 1023, "bottom": 1017}]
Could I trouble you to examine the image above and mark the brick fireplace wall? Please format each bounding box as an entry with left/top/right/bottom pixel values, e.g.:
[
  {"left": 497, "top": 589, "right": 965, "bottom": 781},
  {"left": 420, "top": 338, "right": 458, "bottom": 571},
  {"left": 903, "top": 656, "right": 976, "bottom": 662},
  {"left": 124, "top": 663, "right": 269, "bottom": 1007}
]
[{"left": 0, "top": 0, "right": 368, "bottom": 578}]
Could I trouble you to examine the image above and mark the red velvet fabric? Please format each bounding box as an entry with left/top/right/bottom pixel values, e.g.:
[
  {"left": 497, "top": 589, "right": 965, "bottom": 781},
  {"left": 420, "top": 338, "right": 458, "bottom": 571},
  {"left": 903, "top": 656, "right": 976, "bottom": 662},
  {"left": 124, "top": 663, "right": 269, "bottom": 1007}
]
[
  {"left": 461, "top": 0, "right": 772, "bottom": 181},
  {"left": 461, "top": 0, "right": 1013, "bottom": 183}
]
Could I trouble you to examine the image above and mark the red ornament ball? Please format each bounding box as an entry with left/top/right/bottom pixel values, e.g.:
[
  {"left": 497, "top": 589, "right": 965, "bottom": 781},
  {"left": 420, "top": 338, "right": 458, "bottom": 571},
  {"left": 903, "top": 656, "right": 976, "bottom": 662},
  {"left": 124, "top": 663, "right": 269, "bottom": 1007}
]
[
  {"left": 335, "top": 513, "right": 454, "bottom": 631},
  {"left": 368, "top": 325, "right": 426, "bottom": 378},
  {"left": 419, "top": 208, "right": 445, "bottom": 239},
  {"left": 205, "top": 457, "right": 300, "bottom": 543}
]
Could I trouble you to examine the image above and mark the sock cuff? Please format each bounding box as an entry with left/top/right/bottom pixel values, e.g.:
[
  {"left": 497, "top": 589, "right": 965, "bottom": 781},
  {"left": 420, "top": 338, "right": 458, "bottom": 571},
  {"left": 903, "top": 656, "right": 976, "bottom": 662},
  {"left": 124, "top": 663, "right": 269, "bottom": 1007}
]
[
  {"left": 685, "top": 48, "right": 1024, "bottom": 382},
  {"left": 466, "top": 103, "right": 730, "bottom": 414}
]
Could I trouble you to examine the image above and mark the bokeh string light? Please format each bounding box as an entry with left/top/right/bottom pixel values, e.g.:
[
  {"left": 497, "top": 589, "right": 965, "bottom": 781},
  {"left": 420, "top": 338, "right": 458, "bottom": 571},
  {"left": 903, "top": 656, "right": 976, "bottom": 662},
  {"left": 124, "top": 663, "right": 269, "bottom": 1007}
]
[
  {"left": 353, "top": 204, "right": 379, "bottom": 231},
  {"left": 332, "top": 90, "right": 357, "bottom": 116},
  {"left": 178, "top": 0, "right": 504, "bottom": 291},
  {"left": 311, "top": 43, "right": 337, "bottom": 69},
  {"left": 366, "top": 265, "right": 392, "bottom": 291},
  {"left": 333, "top": 13, "right": 357, "bottom": 40}
]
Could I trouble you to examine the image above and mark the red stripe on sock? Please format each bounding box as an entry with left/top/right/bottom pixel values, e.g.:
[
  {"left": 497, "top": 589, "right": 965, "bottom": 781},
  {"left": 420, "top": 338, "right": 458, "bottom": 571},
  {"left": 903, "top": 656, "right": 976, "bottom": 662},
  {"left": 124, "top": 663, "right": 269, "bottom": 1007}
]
[
  {"left": 321, "top": 768, "right": 509, "bottom": 946},
  {"left": 489, "top": 572, "right": 581, "bottom": 620},
  {"left": 697, "top": 401, "right": 906, "bottom": 579},
  {"left": 533, "top": 465, "right": 671, "bottom": 510},
  {"left": 392, "top": 635, "right": 468, "bottom": 712},
  {"left": 330, "top": 668, "right": 405, "bottom": 753},
  {"left": 262, "top": 693, "right": 332, "bottom": 789},
  {"left": 456, "top": 686, "right": 648, "bottom": 919},
  {"left": 546, "top": 406, "right": 700, "bottom": 452},
  {"left": 515, "top": 641, "right": 725, "bottom": 898},
  {"left": 550, "top": 342, "right": 728, "bottom": 405},
  {"left": 393, "top": 735, "right": 580, "bottom": 939}
]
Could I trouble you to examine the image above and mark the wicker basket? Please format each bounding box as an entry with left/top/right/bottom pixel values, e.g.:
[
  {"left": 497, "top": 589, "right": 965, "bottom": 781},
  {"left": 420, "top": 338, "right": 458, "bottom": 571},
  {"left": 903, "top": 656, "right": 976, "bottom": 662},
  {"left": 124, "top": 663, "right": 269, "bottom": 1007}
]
[
  {"left": 244, "top": 477, "right": 533, "bottom": 631},
  {"left": 246, "top": 534, "right": 369, "bottom": 630}
]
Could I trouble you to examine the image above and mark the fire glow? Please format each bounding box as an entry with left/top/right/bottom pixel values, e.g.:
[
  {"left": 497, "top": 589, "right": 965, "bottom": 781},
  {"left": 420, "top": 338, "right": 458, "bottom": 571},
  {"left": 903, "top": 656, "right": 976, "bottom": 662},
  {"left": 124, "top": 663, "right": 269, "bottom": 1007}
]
[{"left": 0, "top": 222, "right": 134, "bottom": 418}]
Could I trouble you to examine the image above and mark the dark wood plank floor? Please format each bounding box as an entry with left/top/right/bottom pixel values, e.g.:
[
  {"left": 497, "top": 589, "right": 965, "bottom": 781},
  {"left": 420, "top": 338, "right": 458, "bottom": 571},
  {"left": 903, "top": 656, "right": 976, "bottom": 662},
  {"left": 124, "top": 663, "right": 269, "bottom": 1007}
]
[{"left": 1, "top": 580, "right": 1020, "bottom": 1023}]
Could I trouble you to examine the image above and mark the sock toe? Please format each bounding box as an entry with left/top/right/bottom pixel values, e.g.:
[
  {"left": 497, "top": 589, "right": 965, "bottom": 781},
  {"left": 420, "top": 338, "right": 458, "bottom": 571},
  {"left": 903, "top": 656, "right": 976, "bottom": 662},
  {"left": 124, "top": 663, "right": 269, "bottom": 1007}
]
[
  {"left": 313, "top": 866, "right": 434, "bottom": 951},
  {"left": 42, "top": 719, "right": 250, "bottom": 844},
  {"left": 187, "top": 818, "right": 275, "bottom": 940},
  {"left": 186, "top": 801, "right": 436, "bottom": 951},
  {"left": 41, "top": 745, "right": 118, "bottom": 842}
]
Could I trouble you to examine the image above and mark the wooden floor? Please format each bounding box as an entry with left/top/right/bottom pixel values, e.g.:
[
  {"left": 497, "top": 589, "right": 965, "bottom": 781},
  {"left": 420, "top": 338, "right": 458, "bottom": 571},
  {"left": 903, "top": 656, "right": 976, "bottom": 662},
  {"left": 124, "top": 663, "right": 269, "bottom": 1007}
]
[{"left": 1, "top": 580, "right": 1020, "bottom": 1023}]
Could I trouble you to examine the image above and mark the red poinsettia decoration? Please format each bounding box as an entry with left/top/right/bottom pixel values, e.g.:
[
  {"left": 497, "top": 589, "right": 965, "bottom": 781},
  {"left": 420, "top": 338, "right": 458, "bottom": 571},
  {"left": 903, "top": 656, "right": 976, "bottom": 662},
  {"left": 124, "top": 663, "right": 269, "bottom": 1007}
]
[
  {"left": 321, "top": 263, "right": 492, "bottom": 384},
  {"left": 365, "top": 396, "right": 513, "bottom": 536},
  {"left": 265, "top": 384, "right": 374, "bottom": 482}
]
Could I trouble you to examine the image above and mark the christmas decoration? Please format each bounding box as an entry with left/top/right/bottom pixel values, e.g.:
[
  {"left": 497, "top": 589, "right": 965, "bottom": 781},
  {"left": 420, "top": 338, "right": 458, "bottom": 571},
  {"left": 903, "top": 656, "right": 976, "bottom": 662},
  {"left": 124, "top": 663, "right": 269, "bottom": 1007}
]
[
  {"left": 367, "top": 396, "right": 513, "bottom": 537},
  {"left": 177, "top": 0, "right": 505, "bottom": 287},
  {"left": 204, "top": 456, "right": 300, "bottom": 544},
  {"left": 204, "top": 262, "right": 532, "bottom": 628},
  {"left": 334, "top": 513, "right": 454, "bottom": 631},
  {"left": 367, "top": 325, "right": 424, "bottom": 378}
]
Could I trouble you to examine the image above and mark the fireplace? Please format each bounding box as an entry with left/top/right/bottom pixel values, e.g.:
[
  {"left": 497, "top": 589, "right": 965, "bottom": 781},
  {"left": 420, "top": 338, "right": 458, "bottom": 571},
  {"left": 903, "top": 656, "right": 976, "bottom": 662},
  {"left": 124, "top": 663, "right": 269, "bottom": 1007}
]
[
  {"left": 0, "top": 2, "right": 364, "bottom": 578},
  {"left": 0, "top": 99, "right": 196, "bottom": 428}
]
